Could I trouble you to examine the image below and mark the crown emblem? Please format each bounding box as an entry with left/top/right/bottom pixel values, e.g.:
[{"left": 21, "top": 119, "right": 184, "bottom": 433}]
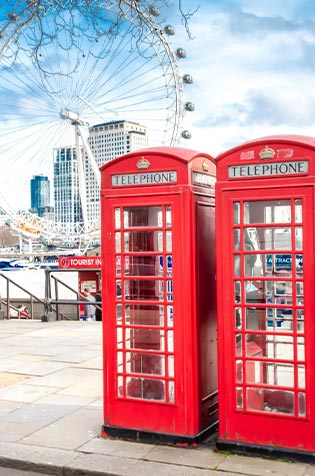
[
  {"left": 136, "top": 157, "right": 150, "bottom": 169},
  {"left": 259, "top": 145, "right": 275, "bottom": 160},
  {"left": 202, "top": 160, "right": 209, "bottom": 171}
]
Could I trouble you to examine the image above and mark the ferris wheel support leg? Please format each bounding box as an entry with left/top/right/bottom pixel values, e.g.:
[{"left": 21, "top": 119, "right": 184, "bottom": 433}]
[
  {"left": 78, "top": 125, "right": 101, "bottom": 187},
  {"left": 75, "top": 126, "right": 88, "bottom": 227}
]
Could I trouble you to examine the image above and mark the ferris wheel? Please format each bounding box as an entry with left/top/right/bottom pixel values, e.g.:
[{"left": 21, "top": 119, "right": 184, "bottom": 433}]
[{"left": 0, "top": 0, "right": 194, "bottom": 245}]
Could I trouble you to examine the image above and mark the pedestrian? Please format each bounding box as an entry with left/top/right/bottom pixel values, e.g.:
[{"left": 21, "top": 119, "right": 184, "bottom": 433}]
[
  {"left": 95, "top": 291, "right": 102, "bottom": 321},
  {"left": 83, "top": 287, "right": 96, "bottom": 321}
]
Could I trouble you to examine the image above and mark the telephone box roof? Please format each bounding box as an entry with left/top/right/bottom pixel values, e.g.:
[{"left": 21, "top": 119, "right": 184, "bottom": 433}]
[
  {"left": 100, "top": 146, "right": 215, "bottom": 172},
  {"left": 216, "top": 135, "right": 315, "bottom": 162}
]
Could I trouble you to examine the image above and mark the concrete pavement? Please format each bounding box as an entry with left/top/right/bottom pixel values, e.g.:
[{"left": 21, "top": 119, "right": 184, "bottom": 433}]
[{"left": 0, "top": 320, "right": 314, "bottom": 476}]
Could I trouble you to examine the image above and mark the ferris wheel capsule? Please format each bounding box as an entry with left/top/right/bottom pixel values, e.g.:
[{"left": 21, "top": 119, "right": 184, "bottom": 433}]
[
  {"left": 181, "top": 130, "right": 191, "bottom": 139},
  {"left": 149, "top": 6, "right": 159, "bottom": 17},
  {"left": 176, "top": 48, "right": 186, "bottom": 58},
  {"left": 183, "top": 74, "right": 193, "bottom": 84},
  {"left": 185, "top": 102, "right": 195, "bottom": 111},
  {"left": 164, "top": 25, "right": 175, "bottom": 35}
]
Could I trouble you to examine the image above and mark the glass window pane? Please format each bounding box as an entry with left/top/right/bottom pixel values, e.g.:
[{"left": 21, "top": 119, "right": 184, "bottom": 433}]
[
  {"left": 117, "top": 351, "right": 123, "bottom": 372},
  {"left": 166, "top": 231, "right": 172, "bottom": 252},
  {"left": 168, "top": 330, "right": 174, "bottom": 352},
  {"left": 115, "top": 208, "right": 121, "bottom": 229},
  {"left": 123, "top": 206, "right": 162, "bottom": 228},
  {"left": 116, "top": 304, "right": 122, "bottom": 323},
  {"left": 168, "top": 381, "right": 175, "bottom": 402},
  {"left": 117, "top": 327, "right": 123, "bottom": 349},
  {"left": 234, "top": 202, "right": 240, "bottom": 224},
  {"left": 296, "top": 309, "right": 304, "bottom": 333},
  {"left": 124, "top": 279, "right": 163, "bottom": 301},
  {"left": 298, "top": 337, "right": 305, "bottom": 361},
  {"left": 126, "top": 352, "right": 165, "bottom": 376},
  {"left": 116, "top": 280, "right": 122, "bottom": 300},
  {"left": 236, "top": 334, "right": 242, "bottom": 356},
  {"left": 166, "top": 255, "right": 173, "bottom": 277},
  {"left": 236, "top": 360, "right": 243, "bottom": 383},
  {"left": 125, "top": 328, "right": 165, "bottom": 351},
  {"left": 248, "top": 362, "right": 295, "bottom": 387},
  {"left": 168, "top": 357, "right": 174, "bottom": 378},
  {"left": 295, "top": 199, "right": 302, "bottom": 223},
  {"left": 299, "top": 392, "right": 306, "bottom": 416},
  {"left": 123, "top": 255, "right": 161, "bottom": 276},
  {"left": 117, "top": 376, "right": 123, "bottom": 397},
  {"left": 235, "top": 307, "right": 242, "bottom": 329},
  {"left": 125, "top": 305, "right": 163, "bottom": 326},
  {"left": 246, "top": 387, "right": 264, "bottom": 411},
  {"left": 296, "top": 254, "right": 303, "bottom": 276},
  {"left": 244, "top": 254, "right": 263, "bottom": 277},
  {"left": 246, "top": 307, "right": 266, "bottom": 331},
  {"left": 116, "top": 256, "right": 121, "bottom": 276},
  {"left": 126, "top": 376, "right": 165, "bottom": 401},
  {"left": 274, "top": 228, "right": 292, "bottom": 250},
  {"left": 115, "top": 232, "right": 121, "bottom": 252},
  {"left": 124, "top": 231, "right": 163, "bottom": 252},
  {"left": 236, "top": 387, "right": 243, "bottom": 409},
  {"left": 166, "top": 305, "right": 173, "bottom": 327},
  {"left": 295, "top": 228, "right": 303, "bottom": 250},
  {"left": 234, "top": 229, "right": 240, "bottom": 250},
  {"left": 234, "top": 255, "right": 241, "bottom": 277},
  {"left": 298, "top": 365, "right": 305, "bottom": 389},
  {"left": 235, "top": 281, "right": 241, "bottom": 302},
  {"left": 258, "top": 389, "right": 295, "bottom": 415},
  {"left": 244, "top": 200, "right": 291, "bottom": 224},
  {"left": 166, "top": 206, "right": 172, "bottom": 227}
]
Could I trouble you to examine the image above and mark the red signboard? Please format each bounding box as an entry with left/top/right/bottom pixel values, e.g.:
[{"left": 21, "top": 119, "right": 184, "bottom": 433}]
[{"left": 58, "top": 256, "right": 102, "bottom": 269}]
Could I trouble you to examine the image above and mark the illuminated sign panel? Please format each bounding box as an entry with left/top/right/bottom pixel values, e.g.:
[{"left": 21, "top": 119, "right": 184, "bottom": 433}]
[
  {"left": 228, "top": 160, "right": 308, "bottom": 179},
  {"left": 112, "top": 171, "right": 177, "bottom": 186}
]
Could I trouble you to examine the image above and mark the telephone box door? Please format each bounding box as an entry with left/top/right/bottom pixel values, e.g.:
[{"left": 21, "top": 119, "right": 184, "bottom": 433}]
[
  {"left": 218, "top": 186, "right": 315, "bottom": 451},
  {"left": 103, "top": 194, "right": 186, "bottom": 434}
]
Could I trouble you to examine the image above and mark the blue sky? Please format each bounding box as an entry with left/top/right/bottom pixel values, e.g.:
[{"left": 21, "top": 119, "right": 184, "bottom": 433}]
[
  {"left": 174, "top": 0, "right": 315, "bottom": 154},
  {"left": 0, "top": 0, "right": 315, "bottom": 210}
]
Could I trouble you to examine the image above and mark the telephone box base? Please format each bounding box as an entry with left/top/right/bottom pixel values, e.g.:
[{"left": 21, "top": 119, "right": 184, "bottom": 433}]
[
  {"left": 216, "top": 439, "right": 315, "bottom": 464},
  {"left": 102, "top": 421, "right": 218, "bottom": 447}
]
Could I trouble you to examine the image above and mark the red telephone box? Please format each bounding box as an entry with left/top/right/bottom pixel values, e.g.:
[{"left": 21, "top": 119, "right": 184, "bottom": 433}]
[
  {"left": 100, "top": 146, "right": 217, "bottom": 444},
  {"left": 215, "top": 135, "right": 315, "bottom": 457}
]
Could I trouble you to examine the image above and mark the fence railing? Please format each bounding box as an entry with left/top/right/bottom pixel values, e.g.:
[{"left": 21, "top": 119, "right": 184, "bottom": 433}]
[{"left": 0, "top": 268, "right": 102, "bottom": 322}]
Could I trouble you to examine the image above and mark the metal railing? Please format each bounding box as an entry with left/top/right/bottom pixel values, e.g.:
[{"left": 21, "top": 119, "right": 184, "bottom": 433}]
[
  {"left": 42, "top": 267, "right": 102, "bottom": 321},
  {"left": 0, "top": 272, "right": 44, "bottom": 319},
  {"left": 0, "top": 268, "right": 102, "bottom": 322}
]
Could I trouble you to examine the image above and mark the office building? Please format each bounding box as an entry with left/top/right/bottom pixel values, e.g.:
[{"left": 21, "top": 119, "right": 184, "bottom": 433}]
[
  {"left": 30, "top": 175, "right": 51, "bottom": 217},
  {"left": 85, "top": 120, "right": 148, "bottom": 224},
  {"left": 53, "top": 146, "right": 82, "bottom": 225}
]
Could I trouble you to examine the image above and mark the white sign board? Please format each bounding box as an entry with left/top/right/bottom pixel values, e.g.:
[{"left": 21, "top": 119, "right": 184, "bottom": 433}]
[
  {"left": 228, "top": 160, "right": 308, "bottom": 179},
  {"left": 112, "top": 171, "right": 177, "bottom": 186}
]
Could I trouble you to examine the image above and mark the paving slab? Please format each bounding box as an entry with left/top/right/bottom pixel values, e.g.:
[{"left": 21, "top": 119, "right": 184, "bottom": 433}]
[
  {"left": 64, "top": 453, "right": 234, "bottom": 476},
  {"left": 21, "top": 406, "right": 102, "bottom": 449},
  {"left": 0, "top": 320, "right": 315, "bottom": 476},
  {"left": 24, "top": 367, "right": 100, "bottom": 389},
  {"left": 79, "top": 437, "right": 155, "bottom": 459},
  {"left": 0, "top": 441, "right": 79, "bottom": 476},
  {"left": 0, "top": 384, "right": 58, "bottom": 403},
  {"left": 217, "top": 453, "right": 308, "bottom": 476},
  {"left": 144, "top": 444, "right": 226, "bottom": 470}
]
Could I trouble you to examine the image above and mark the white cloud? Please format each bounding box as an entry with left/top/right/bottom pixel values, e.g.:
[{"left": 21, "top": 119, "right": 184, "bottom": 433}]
[{"left": 175, "top": 0, "right": 315, "bottom": 155}]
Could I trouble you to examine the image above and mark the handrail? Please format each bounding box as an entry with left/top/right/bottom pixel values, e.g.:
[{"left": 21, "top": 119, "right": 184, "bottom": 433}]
[
  {"left": 0, "top": 272, "right": 44, "bottom": 319},
  {"left": 0, "top": 269, "right": 102, "bottom": 322}
]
